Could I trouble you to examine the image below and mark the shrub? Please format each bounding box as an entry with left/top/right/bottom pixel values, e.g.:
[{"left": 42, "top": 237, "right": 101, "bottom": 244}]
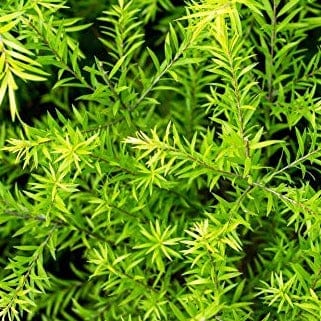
[{"left": 1, "top": 0, "right": 321, "bottom": 320}]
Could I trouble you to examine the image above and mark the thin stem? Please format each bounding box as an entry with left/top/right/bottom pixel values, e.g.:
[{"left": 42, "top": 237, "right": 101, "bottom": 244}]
[{"left": 266, "top": 148, "right": 321, "bottom": 183}]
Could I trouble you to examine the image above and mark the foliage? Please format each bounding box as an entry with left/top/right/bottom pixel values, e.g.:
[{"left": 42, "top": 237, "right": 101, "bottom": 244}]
[{"left": 1, "top": 0, "right": 321, "bottom": 320}]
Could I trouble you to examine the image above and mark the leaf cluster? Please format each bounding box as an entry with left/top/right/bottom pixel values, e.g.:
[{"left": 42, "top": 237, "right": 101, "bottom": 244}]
[{"left": 1, "top": 0, "right": 321, "bottom": 320}]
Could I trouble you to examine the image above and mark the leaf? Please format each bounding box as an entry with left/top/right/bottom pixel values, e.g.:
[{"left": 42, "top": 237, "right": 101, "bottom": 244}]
[
  {"left": 164, "top": 32, "right": 172, "bottom": 62},
  {"left": 169, "top": 302, "right": 186, "bottom": 321},
  {"left": 8, "top": 80, "right": 17, "bottom": 121},
  {"left": 243, "top": 157, "right": 251, "bottom": 177},
  {"left": 295, "top": 128, "right": 305, "bottom": 156},
  {"left": 109, "top": 55, "right": 126, "bottom": 78},
  {"left": 250, "top": 140, "right": 284, "bottom": 150},
  {"left": 277, "top": 0, "right": 300, "bottom": 17},
  {"left": 0, "top": 73, "right": 8, "bottom": 107},
  {"left": 274, "top": 41, "right": 300, "bottom": 61},
  {"left": 0, "top": 20, "right": 19, "bottom": 33},
  {"left": 2, "top": 38, "right": 33, "bottom": 55},
  {"left": 173, "top": 57, "right": 204, "bottom": 66},
  {"left": 169, "top": 24, "right": 179, "bottom": 52},
  {"left": 11, "top": 69, "right": 47, "bottom": 82},
  {"left": 0, "top": 11, "right": 22, "bottom": 23},
  {"left": 147, "top": 47, "right": 160, "bottom": 72},
  {"left": 65, "top": 22, "right": 92, "bottom": 32}
]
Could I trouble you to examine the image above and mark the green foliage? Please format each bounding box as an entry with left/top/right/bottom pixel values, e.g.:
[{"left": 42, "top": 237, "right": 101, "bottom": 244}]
[{"left": 1, "top": 0, "right": 321, "bottom": 320}]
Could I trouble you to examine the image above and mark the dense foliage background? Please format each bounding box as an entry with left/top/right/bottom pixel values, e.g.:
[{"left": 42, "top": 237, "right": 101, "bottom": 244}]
[{"left": 1, "top": 0, "right": 321, "bottom": 320}]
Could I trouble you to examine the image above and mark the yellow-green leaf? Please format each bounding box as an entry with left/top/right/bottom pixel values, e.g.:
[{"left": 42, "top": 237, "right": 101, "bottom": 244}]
[
  {"left": 250, "top": 140, "right": 283, "bottom": 150},
  {"left": 0, "top": 11, "right": 22, "bottom": 23}
]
